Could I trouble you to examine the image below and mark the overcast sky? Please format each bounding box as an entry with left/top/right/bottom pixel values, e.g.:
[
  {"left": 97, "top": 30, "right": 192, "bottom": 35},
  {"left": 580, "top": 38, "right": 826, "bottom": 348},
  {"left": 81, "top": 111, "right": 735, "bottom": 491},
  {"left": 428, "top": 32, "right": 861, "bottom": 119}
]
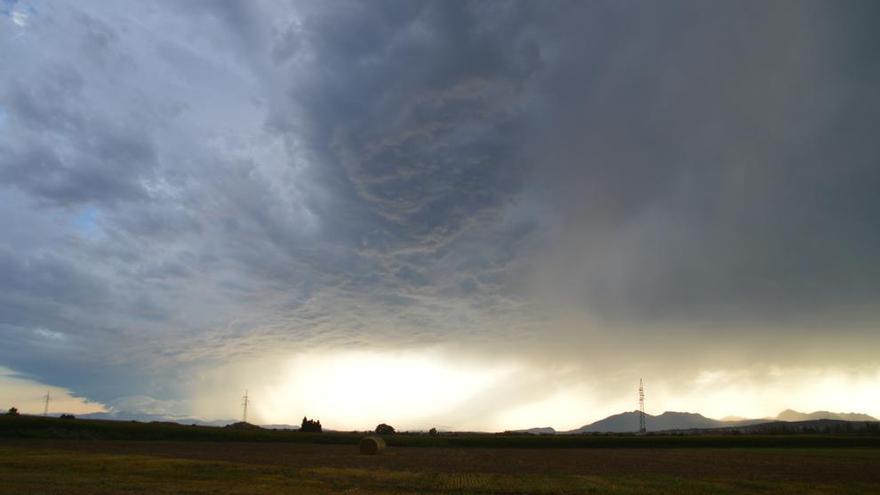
[{"left": 1, "top": 0, "right": 879, "bottom": 430}]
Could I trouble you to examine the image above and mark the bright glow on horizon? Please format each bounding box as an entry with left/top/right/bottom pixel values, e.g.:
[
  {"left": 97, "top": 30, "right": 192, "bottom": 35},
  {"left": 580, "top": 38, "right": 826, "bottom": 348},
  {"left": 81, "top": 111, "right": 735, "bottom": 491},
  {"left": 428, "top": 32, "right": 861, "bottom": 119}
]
[
  {"left": 496, "top": 388, "right": 629, "bottom": 432},
  {"left": 252, "top": 351, "right": 519, "bottom": 430},
  {"left": 186, "top": 351, "right": 880, "bottom": 431},
  {"left": 3, "top": 355, "right": 878, "bottom": 431},
  {"left": 651, "top": 367, "right": 880, "bottom": 421}
]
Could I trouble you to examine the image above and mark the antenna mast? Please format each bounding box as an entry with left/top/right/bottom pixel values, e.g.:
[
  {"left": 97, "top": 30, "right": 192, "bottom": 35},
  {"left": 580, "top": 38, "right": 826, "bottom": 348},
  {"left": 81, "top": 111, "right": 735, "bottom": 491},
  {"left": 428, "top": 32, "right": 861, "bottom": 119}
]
[
  {"left": 43, "top": 390, "right": 50, "bottom": 417},
  {"left": 638, "top": 379, "right": 646, "bottom": 434},
  {"left": 241, "top": 390, "right": 249, "bottom": 423}
]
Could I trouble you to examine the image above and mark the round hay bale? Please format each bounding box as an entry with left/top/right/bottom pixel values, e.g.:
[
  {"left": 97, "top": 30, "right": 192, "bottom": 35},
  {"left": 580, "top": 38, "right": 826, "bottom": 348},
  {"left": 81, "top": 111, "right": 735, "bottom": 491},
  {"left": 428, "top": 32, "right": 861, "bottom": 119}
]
[{"left": 359, "top": 435, "right": 386, "bottom": 455}]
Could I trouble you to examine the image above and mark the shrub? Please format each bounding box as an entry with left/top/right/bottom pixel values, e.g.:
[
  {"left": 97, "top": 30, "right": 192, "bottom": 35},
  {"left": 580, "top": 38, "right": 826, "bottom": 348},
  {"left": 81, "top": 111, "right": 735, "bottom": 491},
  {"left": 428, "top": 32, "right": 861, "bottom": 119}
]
[
  {"left": 60, "top": 414, "right": 76, "bottom": 420},
  {"left": 6, "top": 407, "right": 19, "bottom": 416},
  {"left": 429, "top": 427, "right": 438, "bottom": 435}
]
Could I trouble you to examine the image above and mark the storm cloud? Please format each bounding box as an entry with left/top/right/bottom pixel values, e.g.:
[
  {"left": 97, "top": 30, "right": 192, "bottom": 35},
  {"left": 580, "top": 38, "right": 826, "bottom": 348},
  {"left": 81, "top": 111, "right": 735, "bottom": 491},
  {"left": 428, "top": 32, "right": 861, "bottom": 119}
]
[{"left": 1, "top": 0, "right": 878, "bottom": 428}]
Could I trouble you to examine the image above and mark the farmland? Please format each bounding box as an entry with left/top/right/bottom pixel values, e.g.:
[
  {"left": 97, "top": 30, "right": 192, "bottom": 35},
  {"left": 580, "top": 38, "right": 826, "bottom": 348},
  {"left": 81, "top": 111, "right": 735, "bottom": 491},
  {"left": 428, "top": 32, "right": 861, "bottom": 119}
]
[
  {"left": 3, "top": 440, "right": 880, "bottom": 494},
  {"left": 2, "top": 416, "right": 880, "bottom": 494}
]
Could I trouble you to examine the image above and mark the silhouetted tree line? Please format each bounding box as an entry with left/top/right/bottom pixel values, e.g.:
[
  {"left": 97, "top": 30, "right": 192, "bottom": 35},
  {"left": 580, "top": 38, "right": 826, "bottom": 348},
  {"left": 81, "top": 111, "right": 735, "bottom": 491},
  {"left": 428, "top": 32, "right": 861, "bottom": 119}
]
[{"left": 300, "top": 416, "right": 322, "bottom": 432}]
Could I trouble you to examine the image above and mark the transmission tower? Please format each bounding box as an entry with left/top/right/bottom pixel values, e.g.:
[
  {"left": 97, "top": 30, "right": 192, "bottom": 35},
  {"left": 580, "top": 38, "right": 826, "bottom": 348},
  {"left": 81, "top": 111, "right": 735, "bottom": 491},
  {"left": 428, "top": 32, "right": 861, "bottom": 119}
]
[
  {"left": 43, "top": 390, "right": 50, "bottom": 416},
  {"left": 638, "top": 379, "right": 646, "bottom": 434},
  {"left": 241, "top": 390, "right": 250, "bottom": 423}
]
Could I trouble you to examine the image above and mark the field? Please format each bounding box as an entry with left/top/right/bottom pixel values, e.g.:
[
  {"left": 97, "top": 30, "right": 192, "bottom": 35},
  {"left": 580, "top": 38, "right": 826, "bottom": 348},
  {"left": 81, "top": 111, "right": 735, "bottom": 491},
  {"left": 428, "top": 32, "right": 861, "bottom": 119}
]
[{"left": 2, "top": 417, "right": 880, "bottom": 494}]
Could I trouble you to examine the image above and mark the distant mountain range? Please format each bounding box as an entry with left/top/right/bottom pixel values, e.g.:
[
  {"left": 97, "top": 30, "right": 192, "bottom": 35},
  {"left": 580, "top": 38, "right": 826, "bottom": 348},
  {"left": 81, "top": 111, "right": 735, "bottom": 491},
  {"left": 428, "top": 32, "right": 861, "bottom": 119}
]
[
  {"left": 75, "top": 411, "right": 236, "bottom": 427},
  {"left": 775, "top": 409, "right": 877, "bottom": 422},
  {"left": 565, "top": 411, "right": 750, "bottom": 433},
  {"left": 511, "top": 426, "right": 556, "bottom": 435},
  {"left": 565, "top": 409, "right": 878, "bottom": 433},
  {"left": 68, "top": 411, "right": 306, "bottom": 429},
  {"left": 61, "top": 408, "right": 877, "bottom": 434}
]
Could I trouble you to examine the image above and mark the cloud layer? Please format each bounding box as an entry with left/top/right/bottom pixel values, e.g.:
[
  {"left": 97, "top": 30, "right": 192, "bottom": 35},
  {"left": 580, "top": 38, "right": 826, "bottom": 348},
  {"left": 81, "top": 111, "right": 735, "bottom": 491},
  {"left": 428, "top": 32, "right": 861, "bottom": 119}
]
[{"left": 1, "top": 0, "right": 879, "bottom": 427}]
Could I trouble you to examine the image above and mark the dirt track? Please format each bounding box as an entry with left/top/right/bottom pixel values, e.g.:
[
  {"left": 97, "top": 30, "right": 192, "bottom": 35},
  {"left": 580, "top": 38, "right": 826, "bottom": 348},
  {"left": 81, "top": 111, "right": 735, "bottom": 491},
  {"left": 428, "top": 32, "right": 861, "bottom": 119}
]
[{"left": 6, "top": 439, "right": 880, "bottom": 484}]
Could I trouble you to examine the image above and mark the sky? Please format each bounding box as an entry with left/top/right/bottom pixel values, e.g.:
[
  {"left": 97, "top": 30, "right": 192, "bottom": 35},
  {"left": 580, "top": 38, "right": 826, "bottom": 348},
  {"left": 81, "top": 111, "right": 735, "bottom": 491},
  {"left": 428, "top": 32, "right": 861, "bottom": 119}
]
[{"left": 1, "top": 0, "right": 879, "bottom": 431}]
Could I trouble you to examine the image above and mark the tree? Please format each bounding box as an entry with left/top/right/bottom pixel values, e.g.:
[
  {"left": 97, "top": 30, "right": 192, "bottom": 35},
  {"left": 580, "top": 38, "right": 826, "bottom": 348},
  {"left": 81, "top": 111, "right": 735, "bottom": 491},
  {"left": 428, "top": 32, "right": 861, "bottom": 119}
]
[
  {"left": 375, "top": 423, "right": 395, "bottom": 435},
  {"left": 60, "top": 414, "right": 76, "bottom": 420},
  {"left": 300, "top": 416, "right": 322, "bottom": 433},
  {"left": 6, "top": 407, "right": 19, "bottom": 416},
  {"left": 428, "top": 427, "right": 438, "bottom": 436}
]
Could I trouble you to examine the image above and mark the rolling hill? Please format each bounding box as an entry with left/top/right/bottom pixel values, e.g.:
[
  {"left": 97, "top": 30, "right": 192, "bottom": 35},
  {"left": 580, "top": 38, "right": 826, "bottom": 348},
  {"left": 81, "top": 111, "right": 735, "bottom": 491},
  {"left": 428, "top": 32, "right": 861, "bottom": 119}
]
[
  {"left": 566, "top": 409, "right": 877, "bottom": 433},
  {"left": 566, "top": 411, "right": 754, "bottom": 433}
]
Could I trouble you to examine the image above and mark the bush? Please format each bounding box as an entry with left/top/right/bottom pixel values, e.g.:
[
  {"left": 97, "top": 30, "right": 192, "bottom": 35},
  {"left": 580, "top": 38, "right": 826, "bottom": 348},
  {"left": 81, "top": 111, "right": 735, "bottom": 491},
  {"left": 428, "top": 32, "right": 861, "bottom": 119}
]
[
  {"left": 429, "top": 427, "right": 438, "bottom": 436},
  {"left": 6, "top": 407, "right": 19, "bottom": 416},
  {"left": 60, "top": 414, "right": 76, "bottom": 420},
  {"left": 375, "top": 423, "right": 395, "bottom": 435}
]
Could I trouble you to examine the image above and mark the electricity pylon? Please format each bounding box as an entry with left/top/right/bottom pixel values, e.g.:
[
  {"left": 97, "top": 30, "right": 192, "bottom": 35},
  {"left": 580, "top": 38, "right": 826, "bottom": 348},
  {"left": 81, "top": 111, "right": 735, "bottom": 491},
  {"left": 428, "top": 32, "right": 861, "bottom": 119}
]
[{"left": 638, "top": 379, "right": 646, "bottom": 434}]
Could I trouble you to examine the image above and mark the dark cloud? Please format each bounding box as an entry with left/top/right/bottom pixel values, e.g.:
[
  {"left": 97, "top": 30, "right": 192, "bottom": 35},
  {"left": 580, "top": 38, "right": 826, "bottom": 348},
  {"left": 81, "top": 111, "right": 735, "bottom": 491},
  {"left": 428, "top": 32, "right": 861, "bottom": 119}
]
[
  {"left": 0, "top": 0, "right": 878, "bottom": 419},
  {"left": 521, "top": 1, "right": 880, "bottom": 327}
]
